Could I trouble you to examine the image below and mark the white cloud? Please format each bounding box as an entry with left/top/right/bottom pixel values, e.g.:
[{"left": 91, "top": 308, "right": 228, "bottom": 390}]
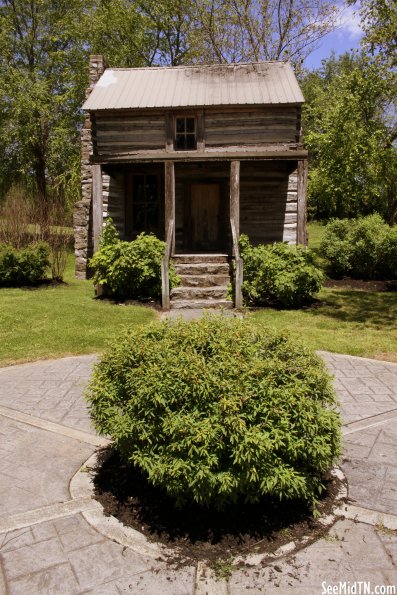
[{"left": 336, "top": 5, "right": 363, "bottom": 38}]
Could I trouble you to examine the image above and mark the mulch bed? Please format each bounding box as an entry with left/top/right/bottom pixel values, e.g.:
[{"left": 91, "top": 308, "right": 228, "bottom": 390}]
[
  {"left": 93, "top": 448, "right": 346, "bottom": 568},
  {"left": 324, "top": 278, "right": 397, "bottom": 292}
]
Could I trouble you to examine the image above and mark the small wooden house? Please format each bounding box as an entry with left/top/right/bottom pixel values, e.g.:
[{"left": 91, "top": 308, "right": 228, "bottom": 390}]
[{"left": 74, "top": 55, "right": 307, "bottom": 309}]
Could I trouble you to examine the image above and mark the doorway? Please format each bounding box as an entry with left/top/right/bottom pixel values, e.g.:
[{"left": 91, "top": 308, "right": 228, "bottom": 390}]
[{"left": 186, "top": 182, "right": 225, "bottom": 251}]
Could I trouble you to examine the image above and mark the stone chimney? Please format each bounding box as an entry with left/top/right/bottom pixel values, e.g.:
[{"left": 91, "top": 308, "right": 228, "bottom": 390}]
[{"left": 74, "top": 55, "right": 107, "bottom": 279}]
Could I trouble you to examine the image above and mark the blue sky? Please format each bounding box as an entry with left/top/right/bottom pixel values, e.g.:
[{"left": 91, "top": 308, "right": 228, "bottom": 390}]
[{"left": 305, "top": 4, "right": 364, "bottom": 69}]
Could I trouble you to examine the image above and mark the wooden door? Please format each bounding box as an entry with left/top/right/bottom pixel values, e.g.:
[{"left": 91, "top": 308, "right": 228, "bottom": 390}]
[{"left": 189, "top": 183, "right": 221, "bottom": 251}]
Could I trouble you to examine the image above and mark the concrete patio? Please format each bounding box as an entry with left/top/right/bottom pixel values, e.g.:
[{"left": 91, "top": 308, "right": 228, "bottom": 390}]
[{"left": 0, "top": 352, "right": 396, "bottom": 594}]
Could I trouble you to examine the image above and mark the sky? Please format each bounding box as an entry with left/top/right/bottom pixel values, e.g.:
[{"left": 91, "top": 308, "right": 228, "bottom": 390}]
[{"left": 305, "top": 4, "right": 364, "bottom": 69}]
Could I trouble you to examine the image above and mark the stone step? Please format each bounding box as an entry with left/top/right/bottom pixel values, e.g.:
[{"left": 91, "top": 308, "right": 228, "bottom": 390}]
[
  {"left": 171, "top": 286, "right": 229, "bottom": 301},
  {"left": 174, "top": 263, "right": 230, "bottom": 276},
  {"left": 178, "top": 274, "right": 230, "bottom": 287},
  {"left": 170, "top": 299, "right": 233, "bottom": 310},
  {"left": 172, "top": 254, "right": 229, "bottom": 265}
]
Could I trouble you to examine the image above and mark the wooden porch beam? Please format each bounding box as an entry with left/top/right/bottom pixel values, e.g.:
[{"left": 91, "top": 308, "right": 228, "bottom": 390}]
[
  {"left": 230, "top": 161, "right": 240, "bottom": 236},
  {"left": 164, "top": 161, "right": 175, "bottom": 253},
  {"left": 92, "top": 164, "right": 103, "bottom": 252},
  {"left": 297, "top": 160, "right": 308, "bottom": 246}
]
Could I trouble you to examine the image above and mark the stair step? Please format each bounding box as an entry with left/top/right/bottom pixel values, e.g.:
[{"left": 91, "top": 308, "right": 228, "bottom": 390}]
[
  {"left": 172, "top": 254, "right": 229, "bottom": 265},
  {"left": 170, "top": 299, "right": 233, "bottom": 310},
  {"left": 174, "top": 263, "right": 230, "bottom": 275},
  {"left": 178, "top": 274, "right": 230, "bottom": 287},
  {"left": 171, "top": 286, "right": 229, "bottom": 300}
]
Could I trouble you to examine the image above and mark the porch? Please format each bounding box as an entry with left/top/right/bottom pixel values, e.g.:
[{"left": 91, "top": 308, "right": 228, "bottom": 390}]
[{"left": 91, "top": 158, "right": 307, "bottom": 309}]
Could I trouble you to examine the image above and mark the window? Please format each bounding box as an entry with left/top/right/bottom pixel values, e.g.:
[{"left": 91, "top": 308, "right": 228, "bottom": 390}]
[
  {"left": 175, "top": 116, "right": 196, "bottom": 150},
  {"left": 131, "top": 174, "right": 159, "bottom": 233}
]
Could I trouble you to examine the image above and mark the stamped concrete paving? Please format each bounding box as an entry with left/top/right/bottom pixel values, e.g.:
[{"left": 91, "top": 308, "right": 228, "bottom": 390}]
[{"left": 0, "top": 352, "right": 396, "bottom": 594}]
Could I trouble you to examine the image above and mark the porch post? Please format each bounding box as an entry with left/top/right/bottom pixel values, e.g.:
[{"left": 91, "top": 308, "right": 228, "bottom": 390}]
[
  {"left": 297, "top": 160, "right": 308, "bottom": 246},
  {"left": 92, "top": 164, "right": 103, "bottom": 253},
  {"left": 162, "top": 161, "right": 175, "bottom": 310},
  {"left": 230, "top": 161, "right": 243, "bottom": 309},
  {"left": 230, "top": 161, "right": 240, "bottom": 241},
  {"left": 164, "top": 161, "right": 175, "bottom": 252}
]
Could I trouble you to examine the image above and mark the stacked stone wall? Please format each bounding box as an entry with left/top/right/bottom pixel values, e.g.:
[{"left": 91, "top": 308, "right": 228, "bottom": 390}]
[{"left": 73, "top": 55, "right": 106, "bottom": 279}]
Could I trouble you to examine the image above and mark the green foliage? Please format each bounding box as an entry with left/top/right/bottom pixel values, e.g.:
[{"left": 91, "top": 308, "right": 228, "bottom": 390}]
[
  {"left": 0, "top": 242, "right": 50, "bottom": 286},
  {"left": 0, "top": 0, "right": 88, "bottom": 205},
  {"left": 89, "top": 220, "right": 178, "bottom": 300},
  {"left": 320, "top": 214, "right": 397, "bottom": 279},
  {"left": 86, "top": 315, "right": 341, "bottom": 507},
  {"left": 302, "top": 52, "right": 397, "bottom": 222},
  {"left": 239, "top": 235, "right": 324, "bottom": 308},
  {"left": 351, "top": 0, "right": 397, "bottom": 67}
]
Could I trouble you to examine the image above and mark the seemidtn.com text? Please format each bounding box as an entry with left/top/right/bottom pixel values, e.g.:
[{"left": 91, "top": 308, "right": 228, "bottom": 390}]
[{"left": 321, "top": 582, "right": 396, "bottom": 595}]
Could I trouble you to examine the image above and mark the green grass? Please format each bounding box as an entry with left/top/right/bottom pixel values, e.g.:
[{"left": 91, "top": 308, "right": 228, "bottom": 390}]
[
  {"left": 307, "top": 220, "right": 326, "bottom": 251},
  {"left": 0, "top": 255, "right": 157, "bottom": 367},
  {"left": 249, "top": 221, "right": 397, "bottom": 362},
  {"left": 1, "top": 224, "right": 396, "bottom": 366},
  {"left": 249, "top": 287, "right": 397, "bottom": 362}
]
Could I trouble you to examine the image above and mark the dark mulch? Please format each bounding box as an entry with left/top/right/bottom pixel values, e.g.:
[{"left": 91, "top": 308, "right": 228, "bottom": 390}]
[
  {"left": 93, "top": 448, "right": 345, "bottom": 568},
  {"left": 324, "top": 278, "right": 397, "bottom": 292}
]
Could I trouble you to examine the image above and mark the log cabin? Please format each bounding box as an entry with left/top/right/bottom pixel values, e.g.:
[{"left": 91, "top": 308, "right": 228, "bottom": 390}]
[{"left": 74, "top": 55, "right": 308, "bottom": 309}]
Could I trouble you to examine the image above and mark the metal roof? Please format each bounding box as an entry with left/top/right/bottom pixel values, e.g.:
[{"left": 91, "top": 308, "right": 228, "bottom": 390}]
[{"left": 83, "top": 62, "right": 304, "bottom": 111}]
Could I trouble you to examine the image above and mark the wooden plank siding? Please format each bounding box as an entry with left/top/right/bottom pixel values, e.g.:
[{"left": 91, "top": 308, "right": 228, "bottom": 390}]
[
  {"left": 205, "top": 108, "right": 300, "bottom": 147},
  {"left": 102, "top": 170, "right": 125, "bottom": 237},
  {"left": 91, "top": 106, "right": 302, "bottom": 157},
  {"left": 239, "top": 162, "right": 298, "bottom": 245},
  {"left": 94, "top": 113, "right": 166, "bottom": 154}
]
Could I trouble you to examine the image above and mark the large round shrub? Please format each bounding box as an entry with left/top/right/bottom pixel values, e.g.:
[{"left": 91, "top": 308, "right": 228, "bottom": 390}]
[
  {"left": 239, "top": 235, "right": 324, "bottom": 308},
  {"left": 87, "top": 316, "right": 340, "bottom": 507},
  {"left": 320, "top": 214, "right": 397, "bottom": 279}
]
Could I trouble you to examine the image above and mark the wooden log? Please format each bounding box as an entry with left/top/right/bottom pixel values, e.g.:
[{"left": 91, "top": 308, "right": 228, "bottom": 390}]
[
  {"left": 164, "top": 161, "right": 175, "bottom": 253},
  {"left": 297, "top": 160, "right": 308, "bottom": 246},
  {"left": 92, "top": 164, "right": 103, "bottom": 252},
  {"left": 230, "top": 161, "right": 240, "bottom": 236}
]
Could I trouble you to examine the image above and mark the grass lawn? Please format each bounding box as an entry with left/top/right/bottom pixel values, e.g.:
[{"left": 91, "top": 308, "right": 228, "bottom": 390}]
[
  {"left": 249, "top": 221, "right": 397, "bottom": 362},
  {"left": 1, "top": 222, "right": 396, "bottom": 366},
  {"left": 0, "top": 255, "right": 157, "bottom": 367},
  {"left": 249, "top": 288, "right": 397, "bottom": 362}
]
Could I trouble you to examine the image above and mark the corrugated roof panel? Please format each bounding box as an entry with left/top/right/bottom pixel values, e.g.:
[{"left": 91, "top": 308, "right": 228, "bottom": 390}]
[{"left": 83, "top": 62, "right": 304, "bottom": 111}]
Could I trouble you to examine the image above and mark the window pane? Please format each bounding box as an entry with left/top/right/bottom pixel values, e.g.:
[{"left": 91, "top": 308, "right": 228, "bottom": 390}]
[
  {"left": 176, "top": 118, "right": 185, "bottom": 133},
  {"left": 133, "top": 175, "right": 145, "bottom": 201},
  {"left": 146, "top": 204, "right": 158, "bottom": 229},
  {"left": 186, "top": 134, "right": 196, "bottom": 150},
  {"left": 175, "top": 134, "right": 185, "bottom": 150},
  {"left": 186, "top": 118, "right": 195, "bottom": 133},
  {"left": 133, "top": 204, "right": 145, "bottom": 230},
  {"left": 146, "top": 175, "right": 158, "bottom": 202}
]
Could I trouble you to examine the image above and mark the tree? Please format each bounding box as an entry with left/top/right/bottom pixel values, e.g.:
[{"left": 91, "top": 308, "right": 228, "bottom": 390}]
[
  {"left": 349, "top": 0, "right": 397, "bottom": 67},
  {"left": 302, "top": 52, "right": 397, "bottom": 222},
  {"left": 0, "top": 0, "right": 89, "bottom": 207},
  {"left": 193, "top": 0, "right": 339, "bottom": 66}
]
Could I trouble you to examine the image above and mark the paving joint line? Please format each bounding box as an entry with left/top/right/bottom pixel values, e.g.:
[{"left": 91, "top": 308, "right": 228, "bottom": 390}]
[
  {"left": 0, "top": 404, "right": 109, "bottom": 447},
  {"left": 335, "top": 503, "right": 397, "bottom": 530},
  {"left": 0, "top": 497, "right": 101, "bottom": 534},
  {"left": 342, "top": 408, "right": 397, "bottom": 435}
]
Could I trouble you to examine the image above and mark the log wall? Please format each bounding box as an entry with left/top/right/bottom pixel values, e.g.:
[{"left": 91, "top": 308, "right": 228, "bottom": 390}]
[
  {"left": 102, "top": 170, "right": 125, "bottom": 237},
  {"left": 240, "top": 162, "right": 298, "bottom": 245},
  {"left": 205, "top": 108, "right": 300, "bottom": 147},
  {"left": 91, "top": 106, "right": 301, "bottom": 156}
]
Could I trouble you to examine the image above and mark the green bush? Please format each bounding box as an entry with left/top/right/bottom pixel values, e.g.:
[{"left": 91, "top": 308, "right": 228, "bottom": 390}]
[
  {"left": 87, "top": 316, "right": 341, "bottom": 508},
  {"left": 0, "top": 242, "right": 50, "bottom": 286},
  {"left": 239, "top": 235, "right": 324, "bottom": 308},
  {"left": 89, "top": 219, "right": 178, "bottom": 301},
  {"left": 320, "top": 214, "right": 397, "bottom": 279}
]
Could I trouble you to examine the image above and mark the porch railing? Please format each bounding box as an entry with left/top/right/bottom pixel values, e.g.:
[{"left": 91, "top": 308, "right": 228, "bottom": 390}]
[
  {"left": 161, "top": 218, "right": 174, "bottom": 310},
  {"left": 230, "top": 218, "right": 243, "bottom": 309}
]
